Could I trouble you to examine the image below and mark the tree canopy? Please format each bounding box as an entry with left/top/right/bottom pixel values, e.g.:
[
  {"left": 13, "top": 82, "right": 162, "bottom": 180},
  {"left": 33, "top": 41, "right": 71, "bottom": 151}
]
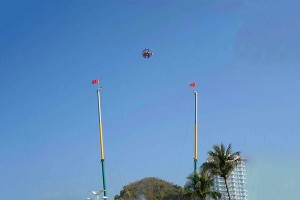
[
  {"left": 184, "top": 170, "right": 221, "bottom": 200},
  {"left": 201, "top": 143, "right": 240, "bottom": 200}
]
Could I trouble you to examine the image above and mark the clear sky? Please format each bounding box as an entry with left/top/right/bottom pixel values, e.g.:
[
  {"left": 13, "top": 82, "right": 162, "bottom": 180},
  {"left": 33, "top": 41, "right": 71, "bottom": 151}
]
[{"left": 1, "top": 0, "right": 299, "bottom": 199}]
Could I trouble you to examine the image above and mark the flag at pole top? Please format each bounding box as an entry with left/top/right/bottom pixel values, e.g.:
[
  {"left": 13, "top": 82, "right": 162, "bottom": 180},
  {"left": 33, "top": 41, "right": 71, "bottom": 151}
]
[
  {"left": 92, "top": 79, "right": 99, "bottom": 84},
  {"left": 190, "top": 82, "right": 196, "bottom": 87}
]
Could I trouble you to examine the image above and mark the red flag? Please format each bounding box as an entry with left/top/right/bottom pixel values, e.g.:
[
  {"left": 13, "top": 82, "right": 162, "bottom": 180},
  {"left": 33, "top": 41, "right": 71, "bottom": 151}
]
[
  {"left": 92, "top": 79, "right": 99, "bottom": 84},
  {"left": 190, "top": 82, "right": 196, "bottom": 87}
]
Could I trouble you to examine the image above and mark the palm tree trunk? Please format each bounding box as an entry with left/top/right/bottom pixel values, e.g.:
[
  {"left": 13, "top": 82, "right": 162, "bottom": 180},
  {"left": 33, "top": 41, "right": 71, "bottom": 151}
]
[{"left": 224, "top": 177, "right": 231, "bottom": 200}]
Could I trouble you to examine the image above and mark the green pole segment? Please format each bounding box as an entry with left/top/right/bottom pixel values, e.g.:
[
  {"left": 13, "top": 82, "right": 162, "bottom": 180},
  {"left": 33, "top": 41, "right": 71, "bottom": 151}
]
[
  {"left": 194, "top": 159, "right": 197, "bottom": 200},
  {"left": 101, "top": 159, "right": 107, "bottom": 198}
]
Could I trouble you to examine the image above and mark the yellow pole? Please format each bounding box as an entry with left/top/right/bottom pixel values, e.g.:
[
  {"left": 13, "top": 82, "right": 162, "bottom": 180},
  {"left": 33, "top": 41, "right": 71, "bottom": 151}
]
[
  {"left": 97, "top": 88, "right": 105, "bottom": 160},
  {"left": 99, "top": 122, "right": 105, "bottom": 160}
]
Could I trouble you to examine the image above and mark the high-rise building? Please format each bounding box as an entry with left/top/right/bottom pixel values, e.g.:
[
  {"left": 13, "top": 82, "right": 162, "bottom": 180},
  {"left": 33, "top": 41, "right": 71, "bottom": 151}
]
[{"left": 207, "top": 159, "right": 248, "bottom": 200}]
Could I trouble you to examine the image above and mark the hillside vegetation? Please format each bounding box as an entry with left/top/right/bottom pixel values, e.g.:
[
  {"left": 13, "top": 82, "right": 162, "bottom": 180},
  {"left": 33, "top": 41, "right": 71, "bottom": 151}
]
[{"left": 114, "top": 177, "right": 184, "bottom": 200}]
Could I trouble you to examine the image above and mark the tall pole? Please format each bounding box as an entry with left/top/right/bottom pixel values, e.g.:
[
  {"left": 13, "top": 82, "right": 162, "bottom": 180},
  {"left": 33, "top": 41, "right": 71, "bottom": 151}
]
[
  {"left": 193, "top": 90, "right": 198, "bottom": 200},
  {"left": 96, "top": 87, "right": 107, "bottom": 199},
  {"left": 193, "top": 90, "right": 198, "bottom": 169}
]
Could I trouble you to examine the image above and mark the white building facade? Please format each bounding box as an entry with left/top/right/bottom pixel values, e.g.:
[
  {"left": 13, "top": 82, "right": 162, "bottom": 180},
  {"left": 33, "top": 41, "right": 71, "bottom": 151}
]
[{"left": 207, "top": 159, "right": 248, "bottom": 200}]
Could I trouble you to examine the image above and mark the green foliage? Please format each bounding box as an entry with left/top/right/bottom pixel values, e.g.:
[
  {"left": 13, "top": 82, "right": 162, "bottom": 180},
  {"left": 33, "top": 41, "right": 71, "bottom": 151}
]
[
  {"left": 115, "top": 144, "right": 240, "bottom": 200},
  {"left": 114, "top": 177, "right": 184, "bottom": 200},
  {"left": 184, "top": 170, "right": 221, "bottom": 200},
  {"left": 201, "top": 143, "right": 240, "bottom": 200}
]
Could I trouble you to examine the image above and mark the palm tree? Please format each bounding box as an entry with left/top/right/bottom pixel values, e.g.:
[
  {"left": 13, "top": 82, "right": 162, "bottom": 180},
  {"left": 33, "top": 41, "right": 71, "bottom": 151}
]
[
  {"left": 184, "top": 169, "right": 221, "bottom": 200},
  {"left": 201, "top": 143, "right": 240, "bottom": 200}
]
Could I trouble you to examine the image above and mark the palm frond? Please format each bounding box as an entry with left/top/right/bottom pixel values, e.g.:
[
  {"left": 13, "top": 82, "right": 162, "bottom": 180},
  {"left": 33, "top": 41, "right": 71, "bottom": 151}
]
[
  {"left": 208, "top": 150, "right": 218, "bottom": 159},
  {"left": 229, "top": 151, "right": 241, "bottom": 160},
  {"left": 220, "top": 143, "right": 226, "bottom": 156},
  {"left": 212, "top": 145, "right": 221, "bottom": 155},
  {"left": 208, "top": 191, "right": 222, "bottom": 200},
  {"left": 225, "top": 143, "right": 232, "bottom": 158}
]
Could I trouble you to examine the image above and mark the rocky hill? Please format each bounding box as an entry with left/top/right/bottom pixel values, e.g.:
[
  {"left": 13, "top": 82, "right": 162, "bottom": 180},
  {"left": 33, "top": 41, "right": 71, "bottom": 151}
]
[{"left": 114, "top": 177, "right": 184, "bottom": 200}]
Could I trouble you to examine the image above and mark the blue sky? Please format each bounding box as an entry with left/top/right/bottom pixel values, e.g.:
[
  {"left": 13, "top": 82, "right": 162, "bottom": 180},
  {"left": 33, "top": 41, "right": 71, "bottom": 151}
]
[{"left": 0, "top": 0, "right": 299, "bottom": 199}]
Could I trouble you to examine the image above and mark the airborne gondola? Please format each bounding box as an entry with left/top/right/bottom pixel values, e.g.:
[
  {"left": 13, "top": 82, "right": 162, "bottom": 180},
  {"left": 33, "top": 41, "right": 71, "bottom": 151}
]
[{"left": 142, "top": 49, "right": 153, "bottom": 58}]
